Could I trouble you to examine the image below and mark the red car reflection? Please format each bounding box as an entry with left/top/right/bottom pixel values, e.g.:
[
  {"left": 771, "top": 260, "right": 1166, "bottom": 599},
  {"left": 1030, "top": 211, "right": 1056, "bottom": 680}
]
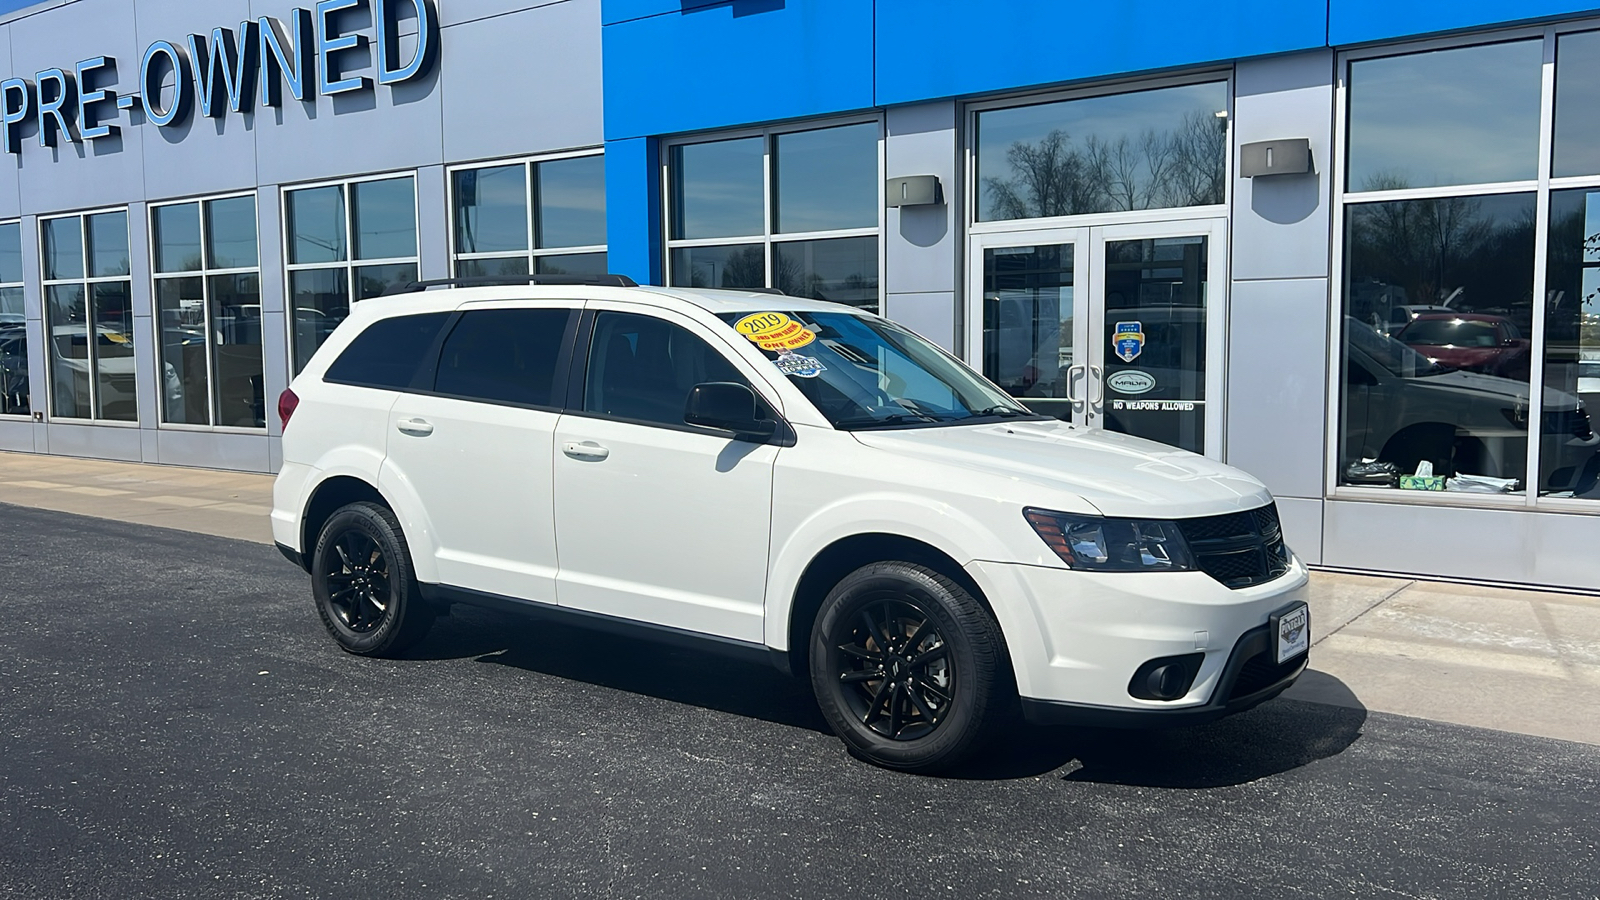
[{"left": 1396, "top": 313, "right": 1530, "bottom": 378}]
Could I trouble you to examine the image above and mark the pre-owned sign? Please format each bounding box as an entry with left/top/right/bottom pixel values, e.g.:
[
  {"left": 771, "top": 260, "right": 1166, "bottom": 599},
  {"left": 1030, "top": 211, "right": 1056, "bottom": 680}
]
[{"left": 0, "top": 0, "right": 438, "bottom": 153}]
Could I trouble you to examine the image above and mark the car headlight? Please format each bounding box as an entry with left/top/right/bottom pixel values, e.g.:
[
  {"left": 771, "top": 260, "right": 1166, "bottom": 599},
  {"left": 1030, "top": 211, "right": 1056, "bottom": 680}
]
[{"left": 1023, "top": 508, "right": 1195, "bottom": 571}]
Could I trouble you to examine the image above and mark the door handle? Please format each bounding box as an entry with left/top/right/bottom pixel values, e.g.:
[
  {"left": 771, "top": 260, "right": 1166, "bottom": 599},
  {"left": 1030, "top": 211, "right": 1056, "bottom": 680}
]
[
  {"left": 1089, "top": 365, "right": 1105, "bottom": 406},
  {"left": 562, "top": 440, "right": 610, "bottom": 461},
  {"left": 1064, "top": 364, "right": 1086, "bottom": 405},
  {"left": 396, "top": 418, "right": 434, "bottom": 437}
]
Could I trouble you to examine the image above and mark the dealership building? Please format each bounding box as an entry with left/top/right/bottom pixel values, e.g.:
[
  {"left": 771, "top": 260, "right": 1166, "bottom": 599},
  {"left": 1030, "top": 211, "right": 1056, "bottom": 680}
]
[{"left": 0, "top": 0, "right": 1596, "bottom": 590}]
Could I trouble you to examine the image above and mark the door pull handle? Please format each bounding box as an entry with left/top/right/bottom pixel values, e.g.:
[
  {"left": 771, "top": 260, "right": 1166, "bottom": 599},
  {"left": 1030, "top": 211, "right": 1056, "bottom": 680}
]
[
  {"left": 1089, "top": 365, "right": 1105, "bottom": 407},
  {"left": 1064, "top": 364, "right": 1087, "bottom": 405},
  {"left": 562, "top": 441, "right": 610, "bottom": 461},
  {"left": 396, "top": 418, "right": 434, "bottom": 437}
]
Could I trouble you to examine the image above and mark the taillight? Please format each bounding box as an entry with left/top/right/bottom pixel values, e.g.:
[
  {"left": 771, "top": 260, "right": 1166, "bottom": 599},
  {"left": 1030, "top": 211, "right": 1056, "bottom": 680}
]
[{"left": 278, "top": 388, "right": 300, "bottom": 429}]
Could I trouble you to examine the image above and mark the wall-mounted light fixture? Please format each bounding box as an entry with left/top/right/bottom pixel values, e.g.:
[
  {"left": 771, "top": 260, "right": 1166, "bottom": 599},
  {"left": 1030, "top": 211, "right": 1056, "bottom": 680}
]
[
  {"left": 1239, "top": 138, "right": 1312, "bottom": 177},
  {"left": 885, "top": 174, "right": 943, "bottom": 207}
]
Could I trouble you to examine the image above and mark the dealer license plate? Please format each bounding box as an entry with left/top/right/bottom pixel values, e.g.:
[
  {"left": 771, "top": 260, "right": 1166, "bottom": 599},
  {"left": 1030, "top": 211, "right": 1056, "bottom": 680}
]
[{"left": 1273, "top": 604, "right": 1310, "bottom": 664}]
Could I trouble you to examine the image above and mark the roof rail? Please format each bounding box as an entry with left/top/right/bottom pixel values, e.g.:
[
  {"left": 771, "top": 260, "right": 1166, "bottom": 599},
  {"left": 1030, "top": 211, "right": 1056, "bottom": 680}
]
[{"left": 386, "top": 273, "right": 639, "bottom": 295}]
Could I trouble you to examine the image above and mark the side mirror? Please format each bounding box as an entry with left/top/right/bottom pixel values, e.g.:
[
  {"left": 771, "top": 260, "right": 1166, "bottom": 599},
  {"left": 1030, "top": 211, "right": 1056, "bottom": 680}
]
[{"left": 684, "top": 382, "right": 776, "bottom": 440}]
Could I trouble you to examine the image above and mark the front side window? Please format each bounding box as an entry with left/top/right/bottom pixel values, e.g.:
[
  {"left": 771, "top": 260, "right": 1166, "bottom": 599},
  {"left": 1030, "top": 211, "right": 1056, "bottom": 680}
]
[
  {"left": 286, "top": 175, "right": 419, "bottom": 374},
  {"left": 717, "top": 310, "right": 1036, "bottom": 430},
  {"left": 451, "top": 154, "right": 608, "bottom": 279},
  {"left": 666, "top": 121, "right": 881, "bottom": 311},
  {"left": 0, "top": 221, "right": 28, "bottom": 416},
  {"left": 152, "top": 195, "right": 264, "bottom": 428},
  {"left": 41, "top": 210, "right": 134, "bottom": 421},
  {"left": 584, "top": 311, "right": 749, "bottom": 426},
  {"left": 975, "top": 81, "right": 1229, "bottom": 221}
]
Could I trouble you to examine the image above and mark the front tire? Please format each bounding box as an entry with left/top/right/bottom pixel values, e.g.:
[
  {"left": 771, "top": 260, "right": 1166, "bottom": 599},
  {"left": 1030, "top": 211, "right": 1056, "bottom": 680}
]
[
  {"left": 809, "top": 561, "right": 1007, "bottom": 773},
  {"left": 310, "top": 501, "right": 433, "bottom": 657}
]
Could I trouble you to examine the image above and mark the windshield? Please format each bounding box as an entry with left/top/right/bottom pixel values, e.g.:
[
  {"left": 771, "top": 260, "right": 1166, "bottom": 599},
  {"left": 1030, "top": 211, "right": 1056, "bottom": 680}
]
[
  {"left": 1400, "top": 318, "right": 1502, "bottom": 347},
  {"left": 717, "top": 310, "right": 1043, "bottom": 429}
]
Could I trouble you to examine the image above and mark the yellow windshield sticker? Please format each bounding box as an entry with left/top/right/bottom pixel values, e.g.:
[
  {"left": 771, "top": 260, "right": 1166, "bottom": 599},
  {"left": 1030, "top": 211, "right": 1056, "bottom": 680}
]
[{"left": 735, "top": 311, "right": 816, "bottom": 351}]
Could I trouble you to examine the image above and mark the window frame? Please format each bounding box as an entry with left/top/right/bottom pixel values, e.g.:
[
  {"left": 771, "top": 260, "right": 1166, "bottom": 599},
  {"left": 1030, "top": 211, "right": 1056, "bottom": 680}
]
[
  {"left": 281, "top": 170, "right": 421, "bottom": 375},
  {"left": 446, "top": 149, "right": 609, "bottom": 278},
  {"left": 963, "top": 69, "right": 1235, "bottom": 235},
  {"left": 38, "top": 205, "right": 136, "bottom": 426},
  {"left": 659, "top": 114, "right": 886, "bottom": 313},
  {"left": 1326, "top": 21, "right": 1600, "bottom": 514},
  {"left": 0, "top": 218, "right": 27, "bottom": 419},
  {"left": 148, "top": 190, "right": 264, "bottom": 432}
]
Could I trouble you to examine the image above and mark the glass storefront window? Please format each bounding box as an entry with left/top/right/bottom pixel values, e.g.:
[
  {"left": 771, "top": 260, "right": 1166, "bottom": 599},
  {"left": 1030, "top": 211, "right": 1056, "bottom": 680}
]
[
  {"left": 666, "top": 122, "right": 881, "bottom": 310},
  {"left": 975, "top": 82, "right": 1228, "bottom": 221},
  {"left": 1539, "top": 188, "right": 1600, "bottom": 499},
  {"left": 1346, "top": 40, "right": 1542, "bottom": 192},
  {"left": 1339, "top": 193, "right": 1537, "bottom": 492},
  {"left": 286, "top": 174, "right": 418, "bottom": 373},
  {"left": 41, "top": 211, "right": 134, "bottom": 422},
  {"left": 0, "top": 221, "right": 27, "bottom": 416},
  {"left": 981, "top": 244, "right": 1075, "bottom": 420},
  {"left": 152, "top": 195, "right": 265, "bottom": 428},
  {"left": 450, "top": 153, "right": 608, "bottom": 278}
]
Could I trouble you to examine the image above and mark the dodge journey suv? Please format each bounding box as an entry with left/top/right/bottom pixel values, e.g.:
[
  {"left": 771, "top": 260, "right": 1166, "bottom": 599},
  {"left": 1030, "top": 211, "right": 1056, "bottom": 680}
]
[{"left": 272, "top": 275, "right": 1311, "bottom": 772}]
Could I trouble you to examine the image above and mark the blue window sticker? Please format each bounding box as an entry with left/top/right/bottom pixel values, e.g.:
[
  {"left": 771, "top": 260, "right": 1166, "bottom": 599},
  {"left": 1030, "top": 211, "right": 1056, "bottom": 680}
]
[{"left": 1112, "top": 321, "right": 1144, "bottom": 363}]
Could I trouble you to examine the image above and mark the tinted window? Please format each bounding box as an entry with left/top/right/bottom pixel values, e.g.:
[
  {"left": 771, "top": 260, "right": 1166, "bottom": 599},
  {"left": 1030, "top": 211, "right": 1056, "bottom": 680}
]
[
  {"left": 669, "top": 137, "right": 764, "bottom": 240},
  {"left": 774, "top": 123, "right": 878, "bottom": 233},
  {"left": 585, "top": 312, "right": 747, "bottom": 426},
  {"left": 434, "top": 308, "right": 572, "bottom": 407},
  {"left": 324, "top": 312, "right": 450, "bottom": 389},
  {"left": 1346, "top": 41, "right": 1542, "bottom": 191}
]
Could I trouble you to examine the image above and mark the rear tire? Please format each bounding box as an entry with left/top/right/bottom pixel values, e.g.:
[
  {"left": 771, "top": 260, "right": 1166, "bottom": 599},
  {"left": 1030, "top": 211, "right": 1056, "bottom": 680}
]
[
  {"left": 809, "top": 561, "right": 1007, "bottom": 773},
  {"left": 310, "top": 501, "right": 433, "bottom": 657}
]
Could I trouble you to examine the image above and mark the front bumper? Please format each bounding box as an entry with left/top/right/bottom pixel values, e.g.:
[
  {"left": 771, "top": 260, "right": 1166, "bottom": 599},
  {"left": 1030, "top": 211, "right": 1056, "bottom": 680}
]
[
  {"left": 965, "top": 557, "right": 1311, "bottom": 719},
  {"left": 1019, "top": 620, "right": 1307, "bottom": 727}
]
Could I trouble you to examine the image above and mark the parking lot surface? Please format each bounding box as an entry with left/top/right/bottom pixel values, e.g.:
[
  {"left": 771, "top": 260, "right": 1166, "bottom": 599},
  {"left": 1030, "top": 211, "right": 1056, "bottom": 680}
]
[{"left": 1, "top": 504, "right": 1597, "bottom": 899}]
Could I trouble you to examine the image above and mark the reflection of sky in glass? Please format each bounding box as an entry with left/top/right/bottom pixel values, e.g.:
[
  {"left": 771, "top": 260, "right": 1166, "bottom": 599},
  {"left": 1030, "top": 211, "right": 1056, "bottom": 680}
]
[
  {"left": 455, "top": 165, "right": 528, "bottom": 254},
  {"left": 538, "top": 155, "right": 607, "bottom": 248},
  {"left": 775, "top": 123, "right": 878, "bottom": 233},
  {"left": 1586, "top": 191, "right": 1600, "bottom": 265},
  {"left": 153, "top": 204, "right": 202, "bottom": 273},
  {"left": 1348, "top": 40, "right": 1542, "bottom": 191},
  {"left": 976, "top": 82, "right": 1227, "bottom": 219},
  {"left": 288, "top": 187, "right": 346, "bottom": 264},
  {"left": 88, "top": 211, "right": 130, "bottom": 277},
  {"left": 206, "top": 196, "right": 259, "bottom": 269},
  {"left": 1554, "top": 31, "right": 1600, "bottom": 178},
  {"left": 0, "top": 222, "right": 19, "bottom": 284},
  {"left": 671, "top": 137, "right": 764, "bottom": 240},
  {"left": 352, "top": 177, "right": 417, "bottom": 261}
]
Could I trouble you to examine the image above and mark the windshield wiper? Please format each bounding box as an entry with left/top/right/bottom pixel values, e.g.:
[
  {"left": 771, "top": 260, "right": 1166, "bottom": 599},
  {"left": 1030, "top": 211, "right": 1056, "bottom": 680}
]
[
  {"left": 969, "top": 405, "right": 1030, "bottom": 418},
  {"left": 833, "top": 412, "right": 950, "bottom": 430}
]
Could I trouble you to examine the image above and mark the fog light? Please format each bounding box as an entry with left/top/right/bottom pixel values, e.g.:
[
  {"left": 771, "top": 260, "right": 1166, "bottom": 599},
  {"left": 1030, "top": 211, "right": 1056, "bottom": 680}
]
[{"left": 1128, "top": 653, "right": 1205, "bottom": 701}]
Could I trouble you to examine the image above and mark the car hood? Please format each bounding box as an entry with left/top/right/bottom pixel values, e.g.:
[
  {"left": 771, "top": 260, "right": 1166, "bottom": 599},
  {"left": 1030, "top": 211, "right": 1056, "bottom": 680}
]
[{"left": 849, "top": 420, "right": 1273, "bottom": 519}]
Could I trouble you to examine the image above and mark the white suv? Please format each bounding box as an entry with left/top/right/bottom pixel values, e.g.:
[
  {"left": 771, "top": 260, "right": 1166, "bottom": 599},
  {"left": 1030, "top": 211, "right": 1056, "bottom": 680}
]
[{"left": 272, "top": 276, "right": 1311, "bottom": 772}]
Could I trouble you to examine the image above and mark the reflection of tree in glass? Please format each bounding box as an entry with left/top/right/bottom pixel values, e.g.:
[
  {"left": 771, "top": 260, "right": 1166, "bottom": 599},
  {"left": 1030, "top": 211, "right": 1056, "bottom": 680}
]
[
  {"left": 688, "top": 245, "right": 764, "bottom": 289},
  {"left": 983, "top": 111, "right": 1225, "bottom": 219},
  {"left": 1347, "top": 177, "right": 1535, "bottom": 332}
]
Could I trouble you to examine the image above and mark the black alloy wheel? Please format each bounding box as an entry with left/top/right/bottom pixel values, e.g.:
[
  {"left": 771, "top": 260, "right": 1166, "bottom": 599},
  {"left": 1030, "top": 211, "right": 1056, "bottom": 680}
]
[
  {"left": 836, "top": 598, "right": 954, "bottom": 742},
  {"left": 311, "top": 501, "right": 434, "bottom": 657},
  {"left": 324, "top": 529, "right": 391, "bottom": 634},
  {"left": 811, "top": 561, "right": 1008, "bottom": 773}
]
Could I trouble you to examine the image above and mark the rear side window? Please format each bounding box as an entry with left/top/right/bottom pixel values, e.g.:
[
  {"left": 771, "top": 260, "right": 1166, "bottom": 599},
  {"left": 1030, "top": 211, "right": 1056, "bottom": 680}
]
[
  {"left": 433, "top": 308, "right": 574, "bottom": 407},
  {"left": 323, "top": 312, "right": 450, "bottom": 389}
]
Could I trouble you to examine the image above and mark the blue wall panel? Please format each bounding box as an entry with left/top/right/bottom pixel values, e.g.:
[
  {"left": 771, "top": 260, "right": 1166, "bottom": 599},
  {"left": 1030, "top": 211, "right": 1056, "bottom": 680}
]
[
  {"left": 601, "top": 0, "right": 874, "bottom": 140},
  {"left": 1330, "top": 0, "right": 1600, "bottom": 45},
  {"left": 604, "top": 136, "right": 662, "bottom": 284},
  {"left": 603, "top": 0, "right": 727, "bottom": 26},
  {"left": 874, "top": 0, "right": 1328, "bottom": 106}
]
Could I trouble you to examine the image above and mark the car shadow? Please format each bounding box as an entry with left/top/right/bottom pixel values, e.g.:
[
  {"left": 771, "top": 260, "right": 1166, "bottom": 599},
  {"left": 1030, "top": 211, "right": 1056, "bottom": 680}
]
[
  {"left": 408, "top": 605, "right": 1367, "bottom": 786},
  {"left": 407, "top": 603, "right": 831, "bottom": 733}
]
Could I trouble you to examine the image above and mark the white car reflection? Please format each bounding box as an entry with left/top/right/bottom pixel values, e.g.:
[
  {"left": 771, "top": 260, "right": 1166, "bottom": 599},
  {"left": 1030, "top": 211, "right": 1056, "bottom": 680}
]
[{"left": 49, "top": 324, "right": 182, "bottom": 419}]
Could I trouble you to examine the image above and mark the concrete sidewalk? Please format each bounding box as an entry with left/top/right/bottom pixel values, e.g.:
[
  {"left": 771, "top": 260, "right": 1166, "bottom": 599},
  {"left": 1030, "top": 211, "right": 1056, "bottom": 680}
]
[{"left": 1, "top": 449, "right": 1595, "bottom": 747}]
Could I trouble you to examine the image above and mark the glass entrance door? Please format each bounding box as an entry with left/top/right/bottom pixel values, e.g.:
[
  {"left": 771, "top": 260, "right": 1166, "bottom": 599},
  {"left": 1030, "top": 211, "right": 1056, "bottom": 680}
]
[{"left": 969, "top": 218, "right": 1227, "bottom": 457}]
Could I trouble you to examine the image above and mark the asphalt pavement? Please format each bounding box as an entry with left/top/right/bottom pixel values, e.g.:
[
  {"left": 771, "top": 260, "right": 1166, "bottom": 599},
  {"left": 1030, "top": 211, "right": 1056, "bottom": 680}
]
[{"left": 1, "top": 504, "right": 1597, "bottom": 900}]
